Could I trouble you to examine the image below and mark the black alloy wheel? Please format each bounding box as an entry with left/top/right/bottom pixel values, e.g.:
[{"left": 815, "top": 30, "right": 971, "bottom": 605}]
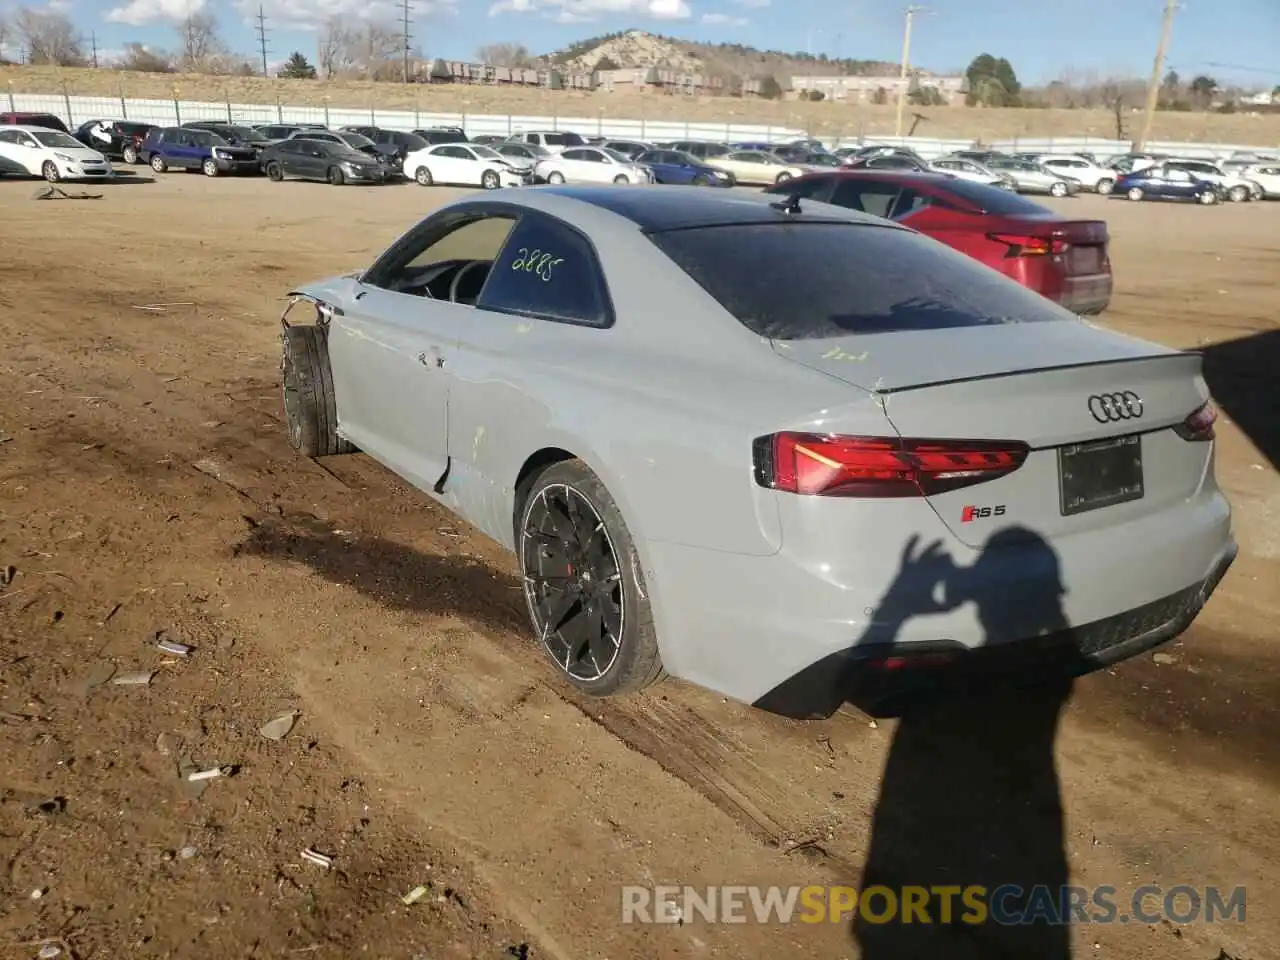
[{"left": 521, "top": 483, "right": 625, "bottom": 683}]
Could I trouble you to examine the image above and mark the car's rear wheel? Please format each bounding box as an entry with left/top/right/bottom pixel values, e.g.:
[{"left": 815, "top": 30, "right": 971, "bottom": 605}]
[
  {"left": 1096, "top": 177, "right": 1114, "bottom": 195},
  {"left": 266, "top": 161, "right": 284, "bottom": 182},
  {"left": 280, "top": 325, "right": 355, "bottom": 458},
  {"left": 1049, "top": 181, "right": 1069, "bottom": 198},
  {"left": 775, "top": 172, "right": 793, "bottom": 184},
  {"left": 1127, "top": 187, "right": 1144, "bottom": 201},
  {"left": 517, "top": 459, "right": 665, "bottom": 697},
  {"left": 547, "top": 171, "right": 566, "bottom": 184},
  {"left": 414, "top": 165, "right": 433, "bottom": 186},
  {"left": 202, "top": 158, "right": 218, "bottom": 177},
  {"left": 150, "top": 154, "right": 167, "bottom": 173},
  {"left": 122, "top": 144, "right": 139, "bottom": 165},
  {"left": 41, "top": 161, "right": 60, "bottom": 183},
  {"left": 327, "top": 166, "right": 344, "bottom": 186},
  {"left": 1227, "top": 185, "right": 1249, "bottom": 203},
  {"left": 481, "top": 169, "right": 501, "bottom": 189}
]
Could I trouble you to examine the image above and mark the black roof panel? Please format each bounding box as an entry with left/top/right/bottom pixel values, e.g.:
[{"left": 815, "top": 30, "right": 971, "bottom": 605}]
[{"left": 533, "top": 184, "right": 888, "bottom": 231}]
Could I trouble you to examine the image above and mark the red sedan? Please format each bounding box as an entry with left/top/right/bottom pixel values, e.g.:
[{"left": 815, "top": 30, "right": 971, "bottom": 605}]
[{"left": 763, "top": 170, "right": 1112, "bottom": 315}]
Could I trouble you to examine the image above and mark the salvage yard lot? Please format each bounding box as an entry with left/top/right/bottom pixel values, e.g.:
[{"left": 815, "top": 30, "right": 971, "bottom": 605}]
[{"left": 1, "top": 175, "right": 1278, "bottom": 959}]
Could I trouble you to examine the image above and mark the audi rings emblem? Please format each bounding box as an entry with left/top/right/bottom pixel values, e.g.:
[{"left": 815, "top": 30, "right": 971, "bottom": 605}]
[{"left": 1087, "top": 391, "right": 1144, "bottom": 423}]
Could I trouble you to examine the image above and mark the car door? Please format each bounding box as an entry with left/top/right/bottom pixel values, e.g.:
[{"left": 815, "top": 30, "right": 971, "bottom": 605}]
[
  {"left": 437, "top": 145, "right": 477, "bottom": 185},
  {"left": 8, "top": 130, "right": 45, "bottom": 174},
  {"left": 0, "top": 130, "right": 32, "bottom": 174},
  {"left": 555, "top": 148, "right": 589, "bottom": 181},
  {"left": 277, "top": 140, "right": 309, "bottom": 178},
  {"left": 1162, "top": 167, "right": 1197, "bottom": 197},
  {"left": 298, "top": 140, "right": 330, "bottom": 178},
  {"left": 327, "top": 213, "right": 520, "bottom": 493},
  {"left": 576, "top": 148, "right": 614, "bottom": 182},
  {"left": 449, "top": 209, "right": 614, "bottom": 544}
]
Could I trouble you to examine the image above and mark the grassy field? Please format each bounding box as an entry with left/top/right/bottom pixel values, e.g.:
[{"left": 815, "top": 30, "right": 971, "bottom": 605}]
[{"left": 5, "top": 64, "right": 1280, "bottom": 144}]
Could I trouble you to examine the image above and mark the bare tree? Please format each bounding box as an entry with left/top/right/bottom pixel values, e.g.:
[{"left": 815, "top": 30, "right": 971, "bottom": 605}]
[
  {"left": 176, "top": 12, "right": 224, "bottom": 71},
  {"left": 356, "top": 22, "right": 402, "bottom": 80},
  {"left": 317, "top": 16, "right": 356, "bottom": 77},
  {"left": 0, "top": 15, "right": 10, "bottom": 61},
  {"left": 14, "top": 7, "right": 85, "bottom": 66},
  {"left": 476, "top": 42, "right": 533, "bottom": 68},
  {"left": 117, "top": 42, "right": 174, "bottom": 73}
]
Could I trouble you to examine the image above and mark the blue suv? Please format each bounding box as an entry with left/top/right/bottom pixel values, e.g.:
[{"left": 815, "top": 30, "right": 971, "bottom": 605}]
[
  {"left": 635, "top": 149, "right": 735, "bottom": 187},
  {"left": 141, "top": 126, "right": 261, "bottom": 176}
]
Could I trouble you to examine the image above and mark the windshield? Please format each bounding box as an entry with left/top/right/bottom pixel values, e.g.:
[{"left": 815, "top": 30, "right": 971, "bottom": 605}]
[
  {"left": 544, "top": 132, "right": 586, "bottom": 147},
  {"left": 649, "top": 222, "right": 1071, "bottom": 339},
  {"left": 603, "top": 148, "right": 632, "bottom": 164},
  {"left": 189, "top": 131, "right": 227, "bottom": 146},
  {"left": 33, "top": 131, "right": 83, "bottom": 149},
  {"left": 228, "top": 125, "right": 268, "bottom": 142},
  {"left": 471, "top": 145, "right": 501, "bottom": 159},
  {"left": 340, "top": 132, "right": 375, "bottom": 149}
]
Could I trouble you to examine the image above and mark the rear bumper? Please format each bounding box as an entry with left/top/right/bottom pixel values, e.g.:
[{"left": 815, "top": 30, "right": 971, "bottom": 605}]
[
  {"left": 648, "top": 487, "right": 1234, "bottom": 719},
  {"left": 1058, "top": 272, "right": 1113, "bottom": 315}
]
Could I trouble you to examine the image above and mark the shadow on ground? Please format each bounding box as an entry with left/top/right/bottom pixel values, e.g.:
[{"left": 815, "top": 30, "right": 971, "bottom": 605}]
[
  {"left": 1201, "top": 328, "right": 1280, "bottom": 469},
  {"left": 233, "top": 513, "right": 527, "bottom": 635}
]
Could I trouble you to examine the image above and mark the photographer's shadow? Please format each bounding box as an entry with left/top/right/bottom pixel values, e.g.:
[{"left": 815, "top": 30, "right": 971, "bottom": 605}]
[{"left": 851, "top": 528, "right": 1074, "bottom": 960}]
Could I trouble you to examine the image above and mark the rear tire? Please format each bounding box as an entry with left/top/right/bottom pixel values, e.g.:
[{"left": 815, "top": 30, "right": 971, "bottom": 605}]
[
  {"left": 1095, "top": 177, "right": 1114, "bottom": 195},
  {"left": 415, "top": 165, "right": 433, "bottom": 186},
  {"left": 1227, "top": 185, "right": 1249, "bottom": 203},
  {"left": 1127, "top": 187, "right": 1144, "bottom": 201},
  {"left": 266, "top": 161, "right": 284, "bottom": 182},
  {"left": 281, "top": 326, "right": 355, "bottom": 459},
  {"left": 122, "top": 144, "right": 139, "bottom": 165},
  {"left": 150, "top": 154, "right": 167, "bottom": 173},
  {"left": 517, "top": 459, "right": 665, "bottom": 697}
]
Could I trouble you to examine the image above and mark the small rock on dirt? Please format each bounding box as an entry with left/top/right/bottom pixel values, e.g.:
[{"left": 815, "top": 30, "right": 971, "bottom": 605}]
[
  {"left": 259, "top": 711, "right": 299, "bottom": 741},
  {"left": 1152, "top": 652, "right": 1178, "bottom": 666},
  {"left": 76, "top": 662, "right": 117, "bottom": 696}
]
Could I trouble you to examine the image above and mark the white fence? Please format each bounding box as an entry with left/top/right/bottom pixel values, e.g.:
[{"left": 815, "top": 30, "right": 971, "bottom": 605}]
[{"left": 6, "top": 91, "right": 1279, "bottom": 160}]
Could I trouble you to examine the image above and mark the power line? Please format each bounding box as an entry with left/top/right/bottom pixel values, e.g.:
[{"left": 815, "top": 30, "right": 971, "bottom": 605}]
[
  {"left": 1203, "top": 61, "right": 1280, "bottom": 76},
  {"left": 400, "top": 0, "right": 412, "bottom": 84},
  {"left": 1135, "top": 0, "right": 1178, "bottom": 152},
  {"left": 255, "top": 4, "right": 270, "bottom": 78},
  {"left": 894, "top": 5, "right": 928, "bottom": 138}
]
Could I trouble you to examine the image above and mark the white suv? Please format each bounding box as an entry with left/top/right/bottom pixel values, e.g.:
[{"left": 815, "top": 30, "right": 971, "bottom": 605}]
[{"left": 1035, "top": 155, "right": 1118, "bottom": 195}]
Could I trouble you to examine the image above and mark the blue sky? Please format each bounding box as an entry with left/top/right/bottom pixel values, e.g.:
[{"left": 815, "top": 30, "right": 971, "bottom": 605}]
[{"left": 16, "top": 0, "right": 1280, "bottom": 88}]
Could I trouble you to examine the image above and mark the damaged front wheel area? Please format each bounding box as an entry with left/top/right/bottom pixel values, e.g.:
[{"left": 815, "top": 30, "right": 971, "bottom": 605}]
[{"left": 280, "top": 298, "right": 356, "bottom": 458}]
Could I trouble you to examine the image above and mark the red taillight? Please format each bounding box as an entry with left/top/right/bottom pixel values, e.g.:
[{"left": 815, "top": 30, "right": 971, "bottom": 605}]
[
  {"left": 753, "top": 432, "right": 1029, "bottom": 498},
  {"left": 1174, "top": 402, "right": 1217, "bottom": 442},
  {"left": 988, "top": 232, "right": 1068, "bottom": 257}
]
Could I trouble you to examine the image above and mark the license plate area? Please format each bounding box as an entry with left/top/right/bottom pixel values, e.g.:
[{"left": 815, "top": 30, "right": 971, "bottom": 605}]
[
  {"left": 1058, "top": 434, "right": 1143, "bottom": 516},
  {"left": 1068, "top": 245, "right": 1102, "bottom": 274}
]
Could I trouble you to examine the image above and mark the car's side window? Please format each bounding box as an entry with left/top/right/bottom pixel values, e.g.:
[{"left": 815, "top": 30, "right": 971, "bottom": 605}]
[
  {"left": 889, "top": 189, "right": 931, "bottom": 220},
  {"left": 477, "top": 213, "right": 612, "bottom": 328},
  {"left": 364, "top": 214, "right": 519, "bottom": 297},
  {"left": 829, "top": 179, "right": 900, "bottom": 218},
  {"left": 779, "top": 177, "right": 834, "bottom": 202},
  {"left": 561, "top": 148, "right": 586, "bottom": 161},
  {"left": 0, "top": 131, "right": 17, "bottom": 144}
]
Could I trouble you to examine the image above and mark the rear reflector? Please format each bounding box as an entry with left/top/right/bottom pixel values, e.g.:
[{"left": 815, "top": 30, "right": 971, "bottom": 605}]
[
  {"left": 1174, "top": 402, "right": 1217, "bottom": 442},
  {"left": 988, "top": 232, "right": 1068, "bottom": 257},
  {"left": 754, "top": 433, "right": 1029, "bottom": 498}
]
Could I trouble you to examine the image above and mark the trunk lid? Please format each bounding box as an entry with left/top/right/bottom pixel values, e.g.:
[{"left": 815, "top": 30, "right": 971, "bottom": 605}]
[
  {"left": 772, "top": 322, "right": 1210, "bottom": 546},
  {"left": 993, "top": 215, "right": 1110, "bottom": 276}
]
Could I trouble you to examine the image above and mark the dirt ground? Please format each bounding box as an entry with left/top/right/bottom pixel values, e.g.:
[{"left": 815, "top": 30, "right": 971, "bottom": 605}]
[
  {"left": 5, "top": 64, "right": 1280, "bottom": 143},
  {"left": 0, "top": 172, "right": 1277, "bottom": 960}
]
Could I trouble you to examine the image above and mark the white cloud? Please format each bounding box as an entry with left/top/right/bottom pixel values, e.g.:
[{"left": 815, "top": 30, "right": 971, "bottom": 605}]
[
  {"left": 732, "top": 0, "right": 768, "bottom": 7},
  {"left": 230, "top": 0, "right": 457, "bottom": 31},
  {"left": 105, "top": 0, "right": 206, "bottom": 25},
  {"left": 489, "top": 0, "right": 691, "bottom": 22},
  {"left": 700, "top": 12, "right": 746, "bottom": 25}
]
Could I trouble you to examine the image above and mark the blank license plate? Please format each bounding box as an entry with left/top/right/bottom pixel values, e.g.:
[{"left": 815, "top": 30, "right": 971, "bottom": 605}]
[
  {"left": 1069, "top": 246, "right": 1102, "bottom": 273},
  {"left": 1058, "top": 434, "right": 1143, "bottom": 516}
]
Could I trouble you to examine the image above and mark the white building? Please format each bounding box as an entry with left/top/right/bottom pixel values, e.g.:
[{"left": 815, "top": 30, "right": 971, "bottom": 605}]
[{"left": 789, "top": 73, "right": 966, "bottom": 104}]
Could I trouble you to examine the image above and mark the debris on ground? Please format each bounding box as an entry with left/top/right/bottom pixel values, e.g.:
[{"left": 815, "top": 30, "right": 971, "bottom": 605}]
[
  {"left": 301, "top": 848, "right": 333, "bottom": 869},
  {"left": 32, "top": 185, "right": 102, "bottom": 200},
  {"left": 77, "top": 662, "right": 117, "bottom": 695},
  {"left": 400, "top": 884, "right": 429, "bottom": 906},
  {"left": 111, "top": 670, "right": 155, "bottom": 686},
  {"left": 259, "top": 710, "right": 299, "bottom": 741},
  {"left": 156, "top": 635, "right": 193, "bottom": 656},
  {"left": 1152, "top": 652, "right": 1179, "bottom": 666}
]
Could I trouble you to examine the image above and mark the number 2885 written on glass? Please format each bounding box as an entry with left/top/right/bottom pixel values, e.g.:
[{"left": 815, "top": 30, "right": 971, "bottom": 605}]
[{"left": 511, "top": 248, "right": 564, "bottom": 282}]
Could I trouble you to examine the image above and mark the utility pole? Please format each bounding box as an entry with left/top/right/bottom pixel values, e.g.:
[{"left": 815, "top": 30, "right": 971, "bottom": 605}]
[
  {"left": 894, "top": 5, "right": 926, "bottom": 139},
  {"left": 90, "top": 31, "right": 99, "bottom": 68},
  {"left": 255, "top": 5, "right": 270, "bottom": 78},
  {"left": 401, "top": 0, "right": 412, "bottom": 84},
  {"left": 1135, "top": 0, "right": 1178, "bottom": 152}
]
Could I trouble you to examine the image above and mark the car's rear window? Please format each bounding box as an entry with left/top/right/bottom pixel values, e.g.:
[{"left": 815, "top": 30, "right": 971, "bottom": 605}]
[
  {"left": 937, "top": 178, "right": 1057, "bottom": 214},
  {"left": 648, "top": 222, "right": 1072, "bottom": 340}
]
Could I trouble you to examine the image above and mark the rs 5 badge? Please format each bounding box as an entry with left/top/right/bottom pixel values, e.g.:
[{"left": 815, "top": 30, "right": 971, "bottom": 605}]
[{"left": 961, "top": 504, "right": 1006, "bottom": 523}]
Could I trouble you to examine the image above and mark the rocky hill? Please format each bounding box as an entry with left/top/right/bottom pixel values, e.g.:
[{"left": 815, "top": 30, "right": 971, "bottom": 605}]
[{"left": 545, "top": 30, "right": 904, "bottom": 84}]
